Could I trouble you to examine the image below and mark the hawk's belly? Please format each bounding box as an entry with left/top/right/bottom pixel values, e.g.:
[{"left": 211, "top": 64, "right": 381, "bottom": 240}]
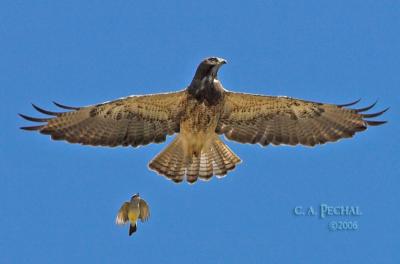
[{"left": 180, "top": 101, "right": 221, "bottom": 157}]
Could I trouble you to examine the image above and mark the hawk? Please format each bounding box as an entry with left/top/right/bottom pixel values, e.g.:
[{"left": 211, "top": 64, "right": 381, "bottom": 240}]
[
  {"left": 20, "top": 57, "right": 388, "bottom": 183},
  {"left": 116, "top": 193, "right": 150, "bottom": 236}
]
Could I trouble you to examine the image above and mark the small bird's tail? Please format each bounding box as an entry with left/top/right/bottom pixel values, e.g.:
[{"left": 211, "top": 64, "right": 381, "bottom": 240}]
[
  {"left": 148, "top": 136, "right": 241, "bottom": 184},
  {"left": 129, "top": 223, "right": 137, "bottom": 236}
]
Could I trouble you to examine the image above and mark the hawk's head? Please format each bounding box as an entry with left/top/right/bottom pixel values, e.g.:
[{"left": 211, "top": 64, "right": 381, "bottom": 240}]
[
  {"left": 192, "top": 57, "right": 227, "bottom": 82},
  {"left": 188, "top": 57, "right": 227, "bottom": 104},
  {"left": 202, "top": 57, "right": 227, "bottom": 67}
]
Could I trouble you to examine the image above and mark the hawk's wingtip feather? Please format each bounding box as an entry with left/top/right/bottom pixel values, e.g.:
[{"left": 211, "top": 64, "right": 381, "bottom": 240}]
[
  {"left": 32, "top": 103, "right": 62, "bottom": 116},
  {"left": 53, "top": 101, "right": 82, "bottom": 110}
]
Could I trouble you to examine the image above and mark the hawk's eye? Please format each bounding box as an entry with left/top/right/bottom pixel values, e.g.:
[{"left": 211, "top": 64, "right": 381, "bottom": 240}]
[{"left": 209, "top": 58, "right": 218, "bottom": 63}]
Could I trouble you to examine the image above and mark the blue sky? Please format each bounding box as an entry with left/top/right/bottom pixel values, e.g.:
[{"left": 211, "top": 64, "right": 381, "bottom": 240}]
[{"left": 1, "top": 0, "right": 399, "bottom": 263}]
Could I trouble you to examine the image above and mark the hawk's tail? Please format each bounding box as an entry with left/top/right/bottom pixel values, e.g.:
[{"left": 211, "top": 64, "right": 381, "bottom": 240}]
[{"left": 148, "top": 136, "right": 241, "bottom": 184}]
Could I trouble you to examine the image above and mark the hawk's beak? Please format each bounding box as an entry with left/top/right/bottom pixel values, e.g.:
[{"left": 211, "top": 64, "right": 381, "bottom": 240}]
[{"left": 220, "top": 59, "right": 227, "bottom": 65}]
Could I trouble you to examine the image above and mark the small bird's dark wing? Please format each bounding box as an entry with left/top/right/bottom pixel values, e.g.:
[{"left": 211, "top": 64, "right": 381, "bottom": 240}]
[
  {"left": 216, "top": 92, "right": 388, "bottom": 146},
  {"left": 139, "top": 199, "right": 150, "bottom": 222},
  {"left": 116, "top": 202, "right": 130, "bottom": 225},
  {"left": 19, "top": 91, "right": 187, "bottom": 147}
]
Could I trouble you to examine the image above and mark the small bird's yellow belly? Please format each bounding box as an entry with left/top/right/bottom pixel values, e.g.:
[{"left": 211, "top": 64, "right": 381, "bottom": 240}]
[{"left": 128, "top": 210, "right": 139, "bottom": 222}]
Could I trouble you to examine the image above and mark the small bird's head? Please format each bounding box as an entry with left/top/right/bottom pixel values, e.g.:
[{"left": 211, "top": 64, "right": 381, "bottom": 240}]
[
  {"left": 192, "top": 57, "right": 227, "bottom": 82},
  {"left": 130, "top": 193, "right": 140, "bottom": 201}
]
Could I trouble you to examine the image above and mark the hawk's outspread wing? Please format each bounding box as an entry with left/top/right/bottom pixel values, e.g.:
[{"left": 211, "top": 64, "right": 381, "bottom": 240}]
[
  {"left": 20, "top": 91, "right": 187, "bottom": 147},
  {"left": 138, "top": 199, "right": 150, "bottom": 222},
  {"left": 217, "top": 92, "right": 388, "bottom": 146}
]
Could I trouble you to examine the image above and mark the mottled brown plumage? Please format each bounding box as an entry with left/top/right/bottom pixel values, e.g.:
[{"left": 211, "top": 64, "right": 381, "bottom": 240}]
[{"left": 20, "top": 57, "right": 388, "bottom": 184}]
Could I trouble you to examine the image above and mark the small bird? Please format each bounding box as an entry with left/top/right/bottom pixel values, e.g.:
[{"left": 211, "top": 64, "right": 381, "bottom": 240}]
[{"left": 115, "top": 194, "right": 150, "bottom": 236}]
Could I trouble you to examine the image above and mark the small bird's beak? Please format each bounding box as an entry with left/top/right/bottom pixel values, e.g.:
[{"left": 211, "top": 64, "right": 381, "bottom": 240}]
[{"left": 131, "top": 193, "right": 140, "bottom": 199}]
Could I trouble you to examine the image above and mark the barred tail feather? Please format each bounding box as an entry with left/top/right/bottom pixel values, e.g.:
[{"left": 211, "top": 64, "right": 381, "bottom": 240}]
[
  {"left": 148, "top": 136, "right": 186, "bottom": 183},
  {"left": 149, "top": 136, "right": 241, "bottom": 184},
  {"left": 210, "top": 138, "right": 241, "bottom": 177}
]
